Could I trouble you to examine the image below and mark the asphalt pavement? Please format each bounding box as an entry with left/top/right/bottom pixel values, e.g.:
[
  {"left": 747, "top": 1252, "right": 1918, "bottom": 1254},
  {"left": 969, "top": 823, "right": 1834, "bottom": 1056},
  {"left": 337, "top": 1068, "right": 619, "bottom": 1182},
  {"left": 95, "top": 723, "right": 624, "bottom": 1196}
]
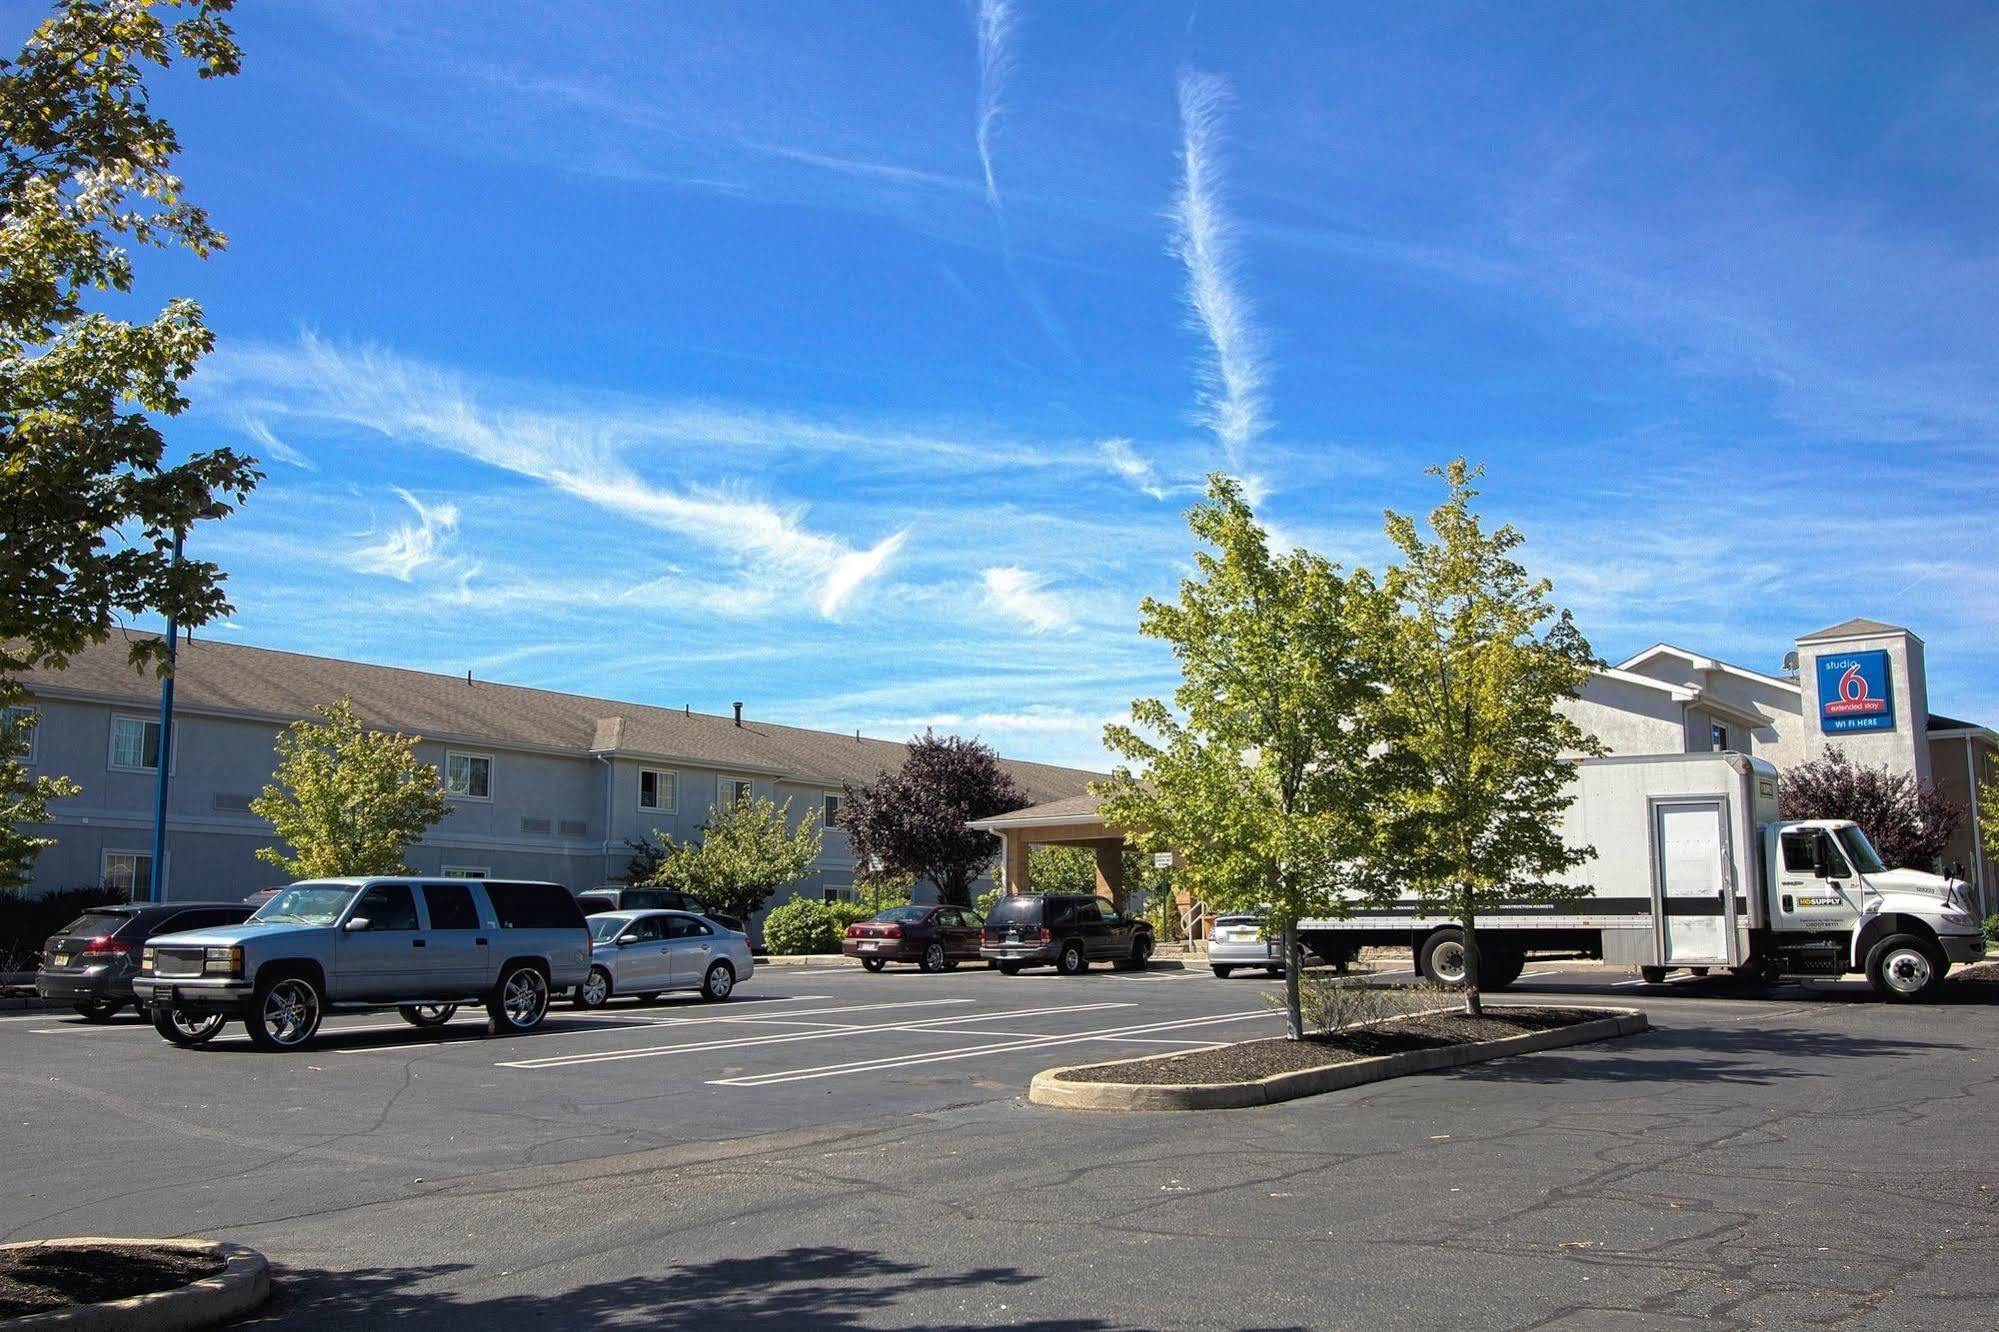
[{"left": 1, "top": 960, "right": 1994, "bottom": 1329}]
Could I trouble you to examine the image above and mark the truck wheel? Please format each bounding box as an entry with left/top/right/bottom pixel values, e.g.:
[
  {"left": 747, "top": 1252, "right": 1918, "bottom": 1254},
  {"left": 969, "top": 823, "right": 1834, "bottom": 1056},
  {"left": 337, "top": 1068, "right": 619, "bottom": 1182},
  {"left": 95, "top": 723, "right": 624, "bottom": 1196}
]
[
  {"left": 1482, "top": 948, "right": 1526, "bottom": 990},
  {"left": 1639, "top": 966, "right": 1669, "bottom": 985},
  {"left": 1115, "top": 935, "right": 1153, "bottom": 971},
  {"left": 1418, "top": 930, "right": 1470, "bottom": 987},
  {"left": 572, "top": 967, "right": 612, "bottom": 1010},
  {"left": 151, "top": 1006, "right": 227, "bottom": 1046},
  {"left": 486, "top": 962, "right": 551, "bottom": 1034},
  {"left": 1866, "top": 934, "right": 1947, "bottom": 1003},
  {"left": 398, "top": 1003, "right": 458, "bottom": 1027},
  {"left": 246, "top": 972, "right": 324, "bottom": 1051},
  {"left": 1056, "top": 941, "right": 1087, "bottom": 975}
]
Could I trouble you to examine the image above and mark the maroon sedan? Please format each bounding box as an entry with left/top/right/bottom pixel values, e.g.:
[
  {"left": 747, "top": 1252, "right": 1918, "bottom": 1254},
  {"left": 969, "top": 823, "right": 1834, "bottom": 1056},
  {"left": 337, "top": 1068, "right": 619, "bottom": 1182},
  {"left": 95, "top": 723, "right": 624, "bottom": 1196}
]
[{"left": 843, "top": 905, "right": 985, "bottom": 973}]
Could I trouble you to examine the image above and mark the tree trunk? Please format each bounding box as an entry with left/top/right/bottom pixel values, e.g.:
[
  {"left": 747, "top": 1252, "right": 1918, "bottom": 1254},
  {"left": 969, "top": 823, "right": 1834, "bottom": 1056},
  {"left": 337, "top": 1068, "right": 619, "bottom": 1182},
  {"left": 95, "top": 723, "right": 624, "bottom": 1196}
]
[
  {"left": 1282, "top": 920, "right": 1304, "bottom": 1041},
  {"left": 1460, "top": 910, "right": 1483, "bottom": 1018}
]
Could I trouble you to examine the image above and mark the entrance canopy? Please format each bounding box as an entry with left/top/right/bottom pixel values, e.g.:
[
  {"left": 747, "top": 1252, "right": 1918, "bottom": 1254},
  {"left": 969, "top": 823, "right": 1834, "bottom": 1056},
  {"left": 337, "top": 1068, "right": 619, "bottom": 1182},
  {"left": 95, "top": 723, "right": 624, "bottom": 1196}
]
[{"left": 968, "top": 794, "right": 1127, "bottom": 901}]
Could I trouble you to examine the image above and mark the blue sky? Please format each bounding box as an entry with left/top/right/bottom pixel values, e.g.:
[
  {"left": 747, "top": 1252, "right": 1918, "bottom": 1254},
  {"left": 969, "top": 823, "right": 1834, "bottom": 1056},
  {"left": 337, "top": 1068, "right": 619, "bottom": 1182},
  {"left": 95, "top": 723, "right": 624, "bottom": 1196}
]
[{"left": 47, "top": 0, "right": 1999, "bottom": 769}]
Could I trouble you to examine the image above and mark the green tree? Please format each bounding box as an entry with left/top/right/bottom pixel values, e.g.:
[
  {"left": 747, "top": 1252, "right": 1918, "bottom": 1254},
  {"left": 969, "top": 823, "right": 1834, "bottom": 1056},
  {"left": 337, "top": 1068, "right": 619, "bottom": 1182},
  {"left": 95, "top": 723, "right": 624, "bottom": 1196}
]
[
  {"left": 2, "top": 1, "right": 257, "bottom": 706},
  {"left": 249, "top": 699, "right": 449, "bottom": 879},
  {"left": 644, "top": 795, "right": 824, "bottom": 923},
  {"left": 1, "top": 706, "right": 78, "bottom": 891},
  {"left": 840, "top": 731, "right": 1027, "bottom": 907},
  {"left": 1098, "top": 474, "right": 1403, "bottom": 1040},
  {"left": 1025, "top": 842, "right": 1170, "bottom": 913},
  {"left": 1374, "top": 460, "right": 1602, "bottom": 1017}
]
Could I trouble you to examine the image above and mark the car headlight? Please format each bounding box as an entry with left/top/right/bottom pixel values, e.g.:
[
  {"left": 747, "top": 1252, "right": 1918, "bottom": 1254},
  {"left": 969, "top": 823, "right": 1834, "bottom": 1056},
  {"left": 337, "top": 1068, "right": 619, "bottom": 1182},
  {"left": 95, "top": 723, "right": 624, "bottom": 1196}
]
[
  {"left": 204, "top": 946, "right": 244, "bottom": 977},
  {"left": 1939, "top": 910, "right": 1973, "bottom": 928}
]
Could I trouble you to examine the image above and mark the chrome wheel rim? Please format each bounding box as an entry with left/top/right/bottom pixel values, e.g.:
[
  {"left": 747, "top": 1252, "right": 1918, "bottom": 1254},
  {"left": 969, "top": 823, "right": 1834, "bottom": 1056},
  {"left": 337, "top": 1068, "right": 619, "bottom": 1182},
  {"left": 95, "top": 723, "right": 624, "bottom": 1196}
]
[
  {"left": 262, "top": 980, "right": 318, "bottom": 1046},
  {"left": 1432, "top": 941, "right": 1468, "bottom": 985},
  {"left": 1883, "top": 948, "right": 1932, "bottom": 994},
  {"left": 581, "top": 971, "right": 609, "bottom": 1006},
  {"left": 504, "top": 969, "right": 548, "bottom": 1025},
  {"left": 1062, "top": 946, "right": 1082, "bottom": 972},
  {"left": 706, "top": 964, "right": 732, "bottom": 998},
  {"left": 925, "top": 944, "right": 945, "bottom": 970},
  {"left": 171, "top": 1010, "right": 225, "bottom": 1040}
]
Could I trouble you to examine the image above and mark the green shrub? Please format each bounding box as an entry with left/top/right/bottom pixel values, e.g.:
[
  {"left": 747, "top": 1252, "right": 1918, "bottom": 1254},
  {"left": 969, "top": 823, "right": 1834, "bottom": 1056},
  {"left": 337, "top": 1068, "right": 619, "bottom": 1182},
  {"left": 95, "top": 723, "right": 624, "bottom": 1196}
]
[
  {"left": 762, "top": 898, "right": 837, "bottom": 955},
  {"left": 823, "top": 900, "right": 877, "bottom": 934},
  {"left": 1985, "top": 913, "right": 1999, "bottom": 947},
  {"left": 0, "top": 886, "right": 130, "bottom": 971}
]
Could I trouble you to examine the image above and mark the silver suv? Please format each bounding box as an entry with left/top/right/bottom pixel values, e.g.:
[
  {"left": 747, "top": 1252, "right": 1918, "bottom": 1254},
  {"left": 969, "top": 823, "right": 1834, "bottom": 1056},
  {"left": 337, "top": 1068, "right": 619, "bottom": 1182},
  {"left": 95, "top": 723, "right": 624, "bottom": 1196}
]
[{"left": 132, "top": 878, "right": 590, "bottom": 1051}]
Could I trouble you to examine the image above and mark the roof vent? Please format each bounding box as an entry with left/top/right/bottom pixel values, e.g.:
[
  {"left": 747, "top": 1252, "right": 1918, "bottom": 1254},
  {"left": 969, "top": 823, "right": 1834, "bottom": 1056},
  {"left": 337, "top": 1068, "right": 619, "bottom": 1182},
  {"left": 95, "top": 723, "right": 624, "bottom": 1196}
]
[{"left": 733, "top": 701, "right": 744, "bottom": 727}]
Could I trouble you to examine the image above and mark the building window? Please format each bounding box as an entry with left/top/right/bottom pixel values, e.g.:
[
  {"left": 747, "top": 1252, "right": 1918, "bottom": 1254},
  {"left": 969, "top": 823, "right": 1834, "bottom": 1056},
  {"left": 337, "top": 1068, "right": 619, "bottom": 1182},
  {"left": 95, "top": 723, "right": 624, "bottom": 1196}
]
[
  {"left": 445, "top": 751, "right": 492, "bottom": 800},
  {"left": 720, "top": 777, "right": 753, "bottom": 808},
  {"left": 103, "top": 851, "right": 154, "bottom": 897},
  {"left": 639, "top": 768, "right": 677, "bottom": 812},
  {"left": 441, "top": 866, "right": 489, "bottom": 879},
  {"left": 1710, "top": 723, "right": 1729, "bottom": 753},
  {"left": 2, "top": 705, "right": 37, "bottom": 764},
  {"left": 109, "top": 715, "right": 169, "bottom": 771},
  {"left": 823, "top": 793, "right": 841, "bottom": 828}
]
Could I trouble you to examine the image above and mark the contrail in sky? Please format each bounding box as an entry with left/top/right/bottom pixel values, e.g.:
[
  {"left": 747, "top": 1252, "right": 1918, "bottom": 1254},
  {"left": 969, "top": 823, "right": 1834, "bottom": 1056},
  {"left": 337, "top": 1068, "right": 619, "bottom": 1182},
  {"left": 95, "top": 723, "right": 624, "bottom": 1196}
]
[{"left": 976, "top": 0, "right": 1017, "bottom": 210}]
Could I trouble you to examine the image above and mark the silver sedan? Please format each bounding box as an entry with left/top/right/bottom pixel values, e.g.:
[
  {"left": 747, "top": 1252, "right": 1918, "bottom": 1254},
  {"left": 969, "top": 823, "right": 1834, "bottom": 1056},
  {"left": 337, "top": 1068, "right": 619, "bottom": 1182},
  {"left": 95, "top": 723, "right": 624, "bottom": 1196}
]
[
  {"left": 572, "top": 909, "right": 754, "bottom": 1008},
  {"left": 1207, "top": 914, "right": 1285, "bottom": 978}
]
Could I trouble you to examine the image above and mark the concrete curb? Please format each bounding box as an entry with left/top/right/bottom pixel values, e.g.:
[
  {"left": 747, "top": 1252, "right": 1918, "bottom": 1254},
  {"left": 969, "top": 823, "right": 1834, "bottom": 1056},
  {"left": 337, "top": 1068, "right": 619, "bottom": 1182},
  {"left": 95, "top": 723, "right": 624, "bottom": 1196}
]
[
  {"left": 0, "top": 1238, "right": 270, "bottom": 1329},
  {"left": 0, "top": 996, "right": 62, "bottom": 1012},
  {"left": 1028, "top": 1006, "right": 1649, "bottom": 1112}
]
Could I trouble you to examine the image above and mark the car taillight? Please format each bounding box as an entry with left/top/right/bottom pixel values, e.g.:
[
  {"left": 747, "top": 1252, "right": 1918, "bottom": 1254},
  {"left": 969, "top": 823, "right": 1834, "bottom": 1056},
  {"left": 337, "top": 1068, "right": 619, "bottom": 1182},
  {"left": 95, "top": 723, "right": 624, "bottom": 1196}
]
[
  {"left": 1037, "top": 928, "right": 1051, "bottom": 942},
  {"left": 883, "top": 925, "right": 902, "bottom": 938},
  {"left": 845, "top": 925, "right": 859, "bottom": 937},
  {"left": 81, "top": 938, "right": 129, "bottom": 956}
]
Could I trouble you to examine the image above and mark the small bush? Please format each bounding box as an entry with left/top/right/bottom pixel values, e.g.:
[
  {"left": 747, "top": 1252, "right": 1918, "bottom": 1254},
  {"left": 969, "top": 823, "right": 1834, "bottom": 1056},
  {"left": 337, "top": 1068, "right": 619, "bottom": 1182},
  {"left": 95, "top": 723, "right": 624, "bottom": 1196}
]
[
  {"left": 0, "top": 886, "right": 130, "bottom": 971},
  {"left": 1277, "top": 974, "right": 1449, "bottom": 1038},
  {"left": 823, "top": 900, "right": 877, "bottom": 934},
  {"left": 762, "top": 899, "right": 837, "bottom": 955},
  {"left": 1985, "top": 914, "right": 1999, "bottom": 946}
]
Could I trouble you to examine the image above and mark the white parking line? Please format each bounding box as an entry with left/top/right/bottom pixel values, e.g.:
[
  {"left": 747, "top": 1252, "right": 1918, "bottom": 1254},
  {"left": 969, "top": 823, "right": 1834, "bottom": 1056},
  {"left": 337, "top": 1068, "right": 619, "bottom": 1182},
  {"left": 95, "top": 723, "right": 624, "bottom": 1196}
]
[
  {"left": 498, "top": 1001, "right": 1137, "bottom": 1070},
  {"left": 709, "top": 1008, "right": 1276, "bottom": 1087}
]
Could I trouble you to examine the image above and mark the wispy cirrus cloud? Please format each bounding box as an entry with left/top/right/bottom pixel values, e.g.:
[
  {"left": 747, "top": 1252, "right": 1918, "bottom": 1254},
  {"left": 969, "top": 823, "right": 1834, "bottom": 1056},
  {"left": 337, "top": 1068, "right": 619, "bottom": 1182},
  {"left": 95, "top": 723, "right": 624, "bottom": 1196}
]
[
  {"left": 982, "top": 565, "right": 1076, "bottom": 633},
  {"left": 974, "top": 0, "right": 1017, "bottom": 211},
  {"left": 238, "top": 416, "right": 316, "bottom": 471},
  {"left": 216, "top": 335, "right": 908, "bottom": 618},
  {"left": 1098, "top": 437, "right": 1170, "bottom": 500},
  {"left": 354, "top": 487, "right": 461, "bottom": 582},
  {"left": 1169, "top": 71, "right": 1269, "bottom": 476}
]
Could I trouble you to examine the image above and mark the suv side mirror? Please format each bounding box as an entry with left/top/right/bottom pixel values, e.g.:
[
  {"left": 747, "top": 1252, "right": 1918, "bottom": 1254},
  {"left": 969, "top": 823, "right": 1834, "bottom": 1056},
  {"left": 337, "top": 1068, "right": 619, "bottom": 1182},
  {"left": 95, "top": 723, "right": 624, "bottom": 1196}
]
[{"left": 344, "top": 917, "right": 371, "bottom": 932}]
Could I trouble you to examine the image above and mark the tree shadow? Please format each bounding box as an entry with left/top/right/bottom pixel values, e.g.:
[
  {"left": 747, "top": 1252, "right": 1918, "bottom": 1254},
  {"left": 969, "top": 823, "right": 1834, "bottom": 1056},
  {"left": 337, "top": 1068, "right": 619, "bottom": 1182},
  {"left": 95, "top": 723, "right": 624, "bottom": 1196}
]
[
  {"left": 240, "top": 1246, "right": 1123, "bottom": 1330},
  {"left": 1446, "top": 1015, "right": 1967, "bottom": 1086}
]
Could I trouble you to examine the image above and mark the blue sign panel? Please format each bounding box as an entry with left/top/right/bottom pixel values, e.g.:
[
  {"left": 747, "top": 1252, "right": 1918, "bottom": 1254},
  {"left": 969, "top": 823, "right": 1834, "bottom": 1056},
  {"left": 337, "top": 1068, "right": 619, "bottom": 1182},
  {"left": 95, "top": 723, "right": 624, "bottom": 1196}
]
[{"left": 1817, "top": 650, "right": 1896, "bottom": 733}]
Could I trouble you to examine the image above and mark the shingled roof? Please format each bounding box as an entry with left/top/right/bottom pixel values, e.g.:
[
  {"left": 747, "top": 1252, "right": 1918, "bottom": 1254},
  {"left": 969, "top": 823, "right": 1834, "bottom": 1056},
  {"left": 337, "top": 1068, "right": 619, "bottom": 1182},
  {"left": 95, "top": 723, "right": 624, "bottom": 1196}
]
[
  {"left": 19, "top": 632, "right": 1101, "bottom": 802},
  {"left": 1796, "top": 618, "right": 1912, "bottom": 642}
]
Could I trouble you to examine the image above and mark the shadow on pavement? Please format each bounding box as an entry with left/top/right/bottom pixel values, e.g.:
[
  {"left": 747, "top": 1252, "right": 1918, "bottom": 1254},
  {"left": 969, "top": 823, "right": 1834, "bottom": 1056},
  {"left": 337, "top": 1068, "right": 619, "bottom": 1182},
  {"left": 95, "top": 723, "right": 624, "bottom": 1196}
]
[
  {"left": 239, "top": 1246, "right": 1127, "bottom": 1330},
  {"left": 1449, "top": 1013, "right": 1967, "bottom": 1086}
]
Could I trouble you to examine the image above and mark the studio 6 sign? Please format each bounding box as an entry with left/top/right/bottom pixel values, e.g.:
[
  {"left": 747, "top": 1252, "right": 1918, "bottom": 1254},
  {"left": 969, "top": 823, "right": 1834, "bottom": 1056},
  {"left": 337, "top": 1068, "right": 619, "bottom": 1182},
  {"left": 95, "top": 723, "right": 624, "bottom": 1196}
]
[{"left": 1817, "top": 650, "right": 1896, "bottom": 733}]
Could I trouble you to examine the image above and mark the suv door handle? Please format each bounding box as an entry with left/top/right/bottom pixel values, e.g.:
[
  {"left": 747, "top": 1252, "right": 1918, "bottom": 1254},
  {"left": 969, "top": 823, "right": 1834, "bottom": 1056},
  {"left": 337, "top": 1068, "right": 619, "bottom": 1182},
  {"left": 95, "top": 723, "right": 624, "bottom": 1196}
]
[
  {"left": 475, "top": 938, "right": 488, "bottom": 945},
  {"left": 411, "top": 939, "right": 426, "bottom": 948}
]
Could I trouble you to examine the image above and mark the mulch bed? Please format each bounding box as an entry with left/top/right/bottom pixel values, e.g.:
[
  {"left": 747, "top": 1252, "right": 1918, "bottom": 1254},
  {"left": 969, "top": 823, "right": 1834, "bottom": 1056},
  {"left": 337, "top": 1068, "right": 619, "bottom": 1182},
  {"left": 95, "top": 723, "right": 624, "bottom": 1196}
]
[
  {"left": 1953, "top": 960, "right": 1999, "bottom": 984},
  {"left": 0, "top": 1243, "right": 225, "bottom": 1318},
  {"left": 1054, "top": 1006, "right": 1599, "bottom": 1086}
]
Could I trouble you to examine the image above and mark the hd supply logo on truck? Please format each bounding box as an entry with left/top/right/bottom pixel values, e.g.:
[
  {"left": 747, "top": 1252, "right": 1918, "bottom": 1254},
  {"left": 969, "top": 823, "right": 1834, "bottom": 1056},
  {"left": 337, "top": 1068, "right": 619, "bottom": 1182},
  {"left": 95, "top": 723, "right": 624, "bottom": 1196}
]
[{"left": 1817, "top": 650, "right": 1896, "bottom": 733}]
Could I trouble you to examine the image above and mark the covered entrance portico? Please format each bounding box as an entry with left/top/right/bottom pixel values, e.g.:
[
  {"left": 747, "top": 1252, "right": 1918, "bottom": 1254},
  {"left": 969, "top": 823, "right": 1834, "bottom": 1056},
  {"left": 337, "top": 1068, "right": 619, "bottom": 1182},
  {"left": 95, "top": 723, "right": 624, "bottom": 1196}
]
[{"left": 969, "top": 795, "right": 1200, "bottom": 936}]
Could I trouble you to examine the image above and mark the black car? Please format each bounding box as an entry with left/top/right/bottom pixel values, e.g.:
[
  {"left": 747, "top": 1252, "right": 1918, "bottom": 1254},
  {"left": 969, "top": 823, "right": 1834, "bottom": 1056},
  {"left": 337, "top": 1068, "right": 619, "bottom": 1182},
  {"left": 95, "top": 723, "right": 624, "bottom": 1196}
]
[
  {"left": 980, "top": 893, "right": 1154, "bottom": 975},
  {"left": 37, "top": 901, "right": 255, "bottom": 1021},
  {"left": 576, "top": 886, "right": 743, "bottom": 934}
]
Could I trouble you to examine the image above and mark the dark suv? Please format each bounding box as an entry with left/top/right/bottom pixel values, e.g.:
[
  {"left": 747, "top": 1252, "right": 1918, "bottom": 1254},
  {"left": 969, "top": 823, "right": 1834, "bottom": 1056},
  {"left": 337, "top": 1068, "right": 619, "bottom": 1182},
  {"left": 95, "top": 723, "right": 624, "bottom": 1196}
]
[
  {"left": 576, "top": 886, "right": 742, "bottom": 934},
  {"left": 981, "top": 893, "right": 1153, "bottom": 975},
  {"left": 37, "top": 901, "right": 255, "bottom": 1021}
]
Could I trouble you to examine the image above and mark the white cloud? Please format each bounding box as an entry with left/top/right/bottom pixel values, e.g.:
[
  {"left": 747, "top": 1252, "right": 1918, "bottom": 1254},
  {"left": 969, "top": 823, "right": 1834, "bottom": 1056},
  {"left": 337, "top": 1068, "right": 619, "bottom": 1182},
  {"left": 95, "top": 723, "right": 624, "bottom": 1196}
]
[
  {"left": 1169, "top": 71, "right": 1270, "bottom": 475},
  {"left": 975, "top": 0, "right": 1017, "bottom": 211},
  {"left": 217, "top": 335, "right": 909, "bottom": 618},
  {"left": 1098, "top": 437, "right": 1169, "bottom": 500},
  {"left": 354, "top": 487, "right": 461, "bottom": 582},
  {"left": 982, "top": 565, "right": 1075, "bottom": 633},
  {"left": 239, "top": 416, "right": 316, "bottom": 471}
]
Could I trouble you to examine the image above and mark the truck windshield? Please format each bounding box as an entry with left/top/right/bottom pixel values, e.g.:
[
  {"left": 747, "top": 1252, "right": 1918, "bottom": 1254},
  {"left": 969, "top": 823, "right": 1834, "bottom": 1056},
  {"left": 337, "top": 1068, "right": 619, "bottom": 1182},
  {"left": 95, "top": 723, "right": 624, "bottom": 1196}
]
[
  {"left": 1835, "top": 826, "right": 1888, "bottom": 875},
  {"left": 250, "top": 884, "right": 358, "bottom": 926}
]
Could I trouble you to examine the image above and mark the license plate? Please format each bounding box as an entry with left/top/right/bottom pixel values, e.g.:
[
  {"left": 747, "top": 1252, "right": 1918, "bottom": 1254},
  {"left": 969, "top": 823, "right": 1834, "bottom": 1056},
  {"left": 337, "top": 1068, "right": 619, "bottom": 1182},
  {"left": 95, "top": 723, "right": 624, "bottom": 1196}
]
[
  {"left": 860, "top": 942, "right": 878, "bottom": 951},
  {"left": 1006, "top": 931, "right": 1021, "bottom": 942},
  {"left": 53, "top": 953, "right": 70, "bottom": 968}
]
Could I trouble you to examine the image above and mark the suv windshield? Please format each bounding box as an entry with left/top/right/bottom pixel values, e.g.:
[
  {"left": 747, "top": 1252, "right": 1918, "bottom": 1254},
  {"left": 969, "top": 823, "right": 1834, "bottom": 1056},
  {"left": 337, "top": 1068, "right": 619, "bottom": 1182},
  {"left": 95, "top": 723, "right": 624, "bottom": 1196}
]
[
  {"left": 1835, "top": 826, "right": 1889, "bottom": 875},
  {"left": 250, "top": 884, "right": 358, "bottom": 926}
]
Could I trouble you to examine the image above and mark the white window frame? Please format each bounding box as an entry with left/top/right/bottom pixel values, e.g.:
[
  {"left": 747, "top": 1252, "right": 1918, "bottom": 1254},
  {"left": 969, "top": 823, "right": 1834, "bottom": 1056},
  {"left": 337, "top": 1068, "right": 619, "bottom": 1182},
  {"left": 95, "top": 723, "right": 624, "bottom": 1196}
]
[
  {"left": 108, "top": 713, "right": 174, "bottom": 774},
  {"left": 441, "top": 865, "right": 490, "bottom": 879},
  {"left": 3, "top": 705, "right": 37, "bottom": 765},
  {"left": 639, "top": 767, "right": 678, "bottom": 813},
  {"left": 444, "top": 750, "right": 493, "bottom": 802},
  {"left": 720, "top": 776, "right": 753, "bottom": 808},
  {"left": 102, "top": 849, "right": 155, "bottom": 897}
]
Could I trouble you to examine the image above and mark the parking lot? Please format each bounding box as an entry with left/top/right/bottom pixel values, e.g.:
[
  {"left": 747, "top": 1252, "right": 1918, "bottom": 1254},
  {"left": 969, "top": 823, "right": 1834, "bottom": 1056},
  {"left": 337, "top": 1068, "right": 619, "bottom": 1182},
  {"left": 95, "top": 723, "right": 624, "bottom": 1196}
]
[{"left": 4, "top": 960, "right": 1997, "bottom": 1328}]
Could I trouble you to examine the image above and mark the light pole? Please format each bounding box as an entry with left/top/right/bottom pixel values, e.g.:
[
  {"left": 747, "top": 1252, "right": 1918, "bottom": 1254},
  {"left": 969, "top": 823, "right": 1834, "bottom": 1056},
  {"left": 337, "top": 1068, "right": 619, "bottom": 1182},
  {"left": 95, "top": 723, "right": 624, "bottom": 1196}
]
[{"left": 147, "top": 529, "right": 183, "bottom": 903}]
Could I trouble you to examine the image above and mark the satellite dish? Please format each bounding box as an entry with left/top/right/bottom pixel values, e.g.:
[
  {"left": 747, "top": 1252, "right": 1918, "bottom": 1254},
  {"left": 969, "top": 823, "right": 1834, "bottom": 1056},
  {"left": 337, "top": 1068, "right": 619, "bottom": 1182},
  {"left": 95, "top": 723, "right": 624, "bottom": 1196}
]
[{"left": 1782, "top": 649, "right": 1800, "bottom": 678}]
